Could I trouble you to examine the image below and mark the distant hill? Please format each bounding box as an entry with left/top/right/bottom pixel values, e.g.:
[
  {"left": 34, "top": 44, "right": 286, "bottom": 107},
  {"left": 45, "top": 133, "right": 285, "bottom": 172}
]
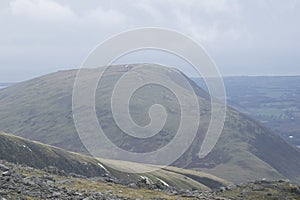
[
  {"left": 0, "top": 65, "right": 300, "bottom": 183},
  {"left": 0, "top": 132, "right": 228, "bottom": 190},
  {"left": 192, "top": 76, "right": 300, "bottom": 148}
]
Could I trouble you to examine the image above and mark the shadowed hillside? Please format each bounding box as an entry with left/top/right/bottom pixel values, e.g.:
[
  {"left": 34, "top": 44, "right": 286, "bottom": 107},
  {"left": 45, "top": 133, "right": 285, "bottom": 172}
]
[{"left": 0, "top": 132, "right": 228, "bottom": 190}]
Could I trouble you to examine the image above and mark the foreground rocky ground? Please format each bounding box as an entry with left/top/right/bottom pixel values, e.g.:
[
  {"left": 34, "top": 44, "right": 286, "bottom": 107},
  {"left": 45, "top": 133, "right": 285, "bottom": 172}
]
[{"left": 0, "top": 160, "right": 300, "bottom": 200}]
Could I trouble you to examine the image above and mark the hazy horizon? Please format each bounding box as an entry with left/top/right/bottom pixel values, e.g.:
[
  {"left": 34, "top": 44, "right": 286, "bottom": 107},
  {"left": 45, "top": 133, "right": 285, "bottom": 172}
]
[
  {"left": 2, "top": 65, "right": 300, "bottom": 84},
  {"left": 2, "top": 66, "right": 300, "bottom": 84}
]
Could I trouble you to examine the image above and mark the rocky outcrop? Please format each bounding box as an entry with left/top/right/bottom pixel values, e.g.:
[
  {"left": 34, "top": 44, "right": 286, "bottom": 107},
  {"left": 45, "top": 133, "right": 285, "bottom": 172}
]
[
  {"left": 1, "top": 159, "right": 299, "bottom": 200},
  {"left": 0, "top": 160, "right": 228, "bottom": 199}
]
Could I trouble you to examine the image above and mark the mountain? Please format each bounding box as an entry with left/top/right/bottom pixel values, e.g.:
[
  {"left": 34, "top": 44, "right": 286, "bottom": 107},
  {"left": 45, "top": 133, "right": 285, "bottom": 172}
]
[
  {"left": 0, "top": 131, "right": 228, "bottom": 190},
  {"left": 0, "top": 64, "right": 300, "bottom": 183}
]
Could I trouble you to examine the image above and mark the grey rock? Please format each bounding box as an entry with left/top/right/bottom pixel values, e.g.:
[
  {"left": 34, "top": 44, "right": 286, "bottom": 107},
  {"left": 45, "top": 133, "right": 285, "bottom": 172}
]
[
  {"left": 240, "top": 189, "right": 249, "bottom": 196},
  {"left": 154, "top": 179, "right": 169, "bottom": 190},
  {"left": 225, "top": 184, "right": 237, "bottom": 191},
  {"left": 219, "top": 187, "right": 226, "bottom": 192},
  {"left": 290, "top": 187, "right": 300, "bottom": 194},
  {"left": 0, "top": 164, "right": 9, "bottom": 172},
  {"left": 1, "top": 171, "right": 11, "bottom": 177},
  {"left": 52, "top": 192, "right": 62, "bottom": 197},
  {"left": 128, "top": 183, "right": 138, "bottom": 189},
  {"left": 252, "top": 184, "right": 265, "bottom": 191}
]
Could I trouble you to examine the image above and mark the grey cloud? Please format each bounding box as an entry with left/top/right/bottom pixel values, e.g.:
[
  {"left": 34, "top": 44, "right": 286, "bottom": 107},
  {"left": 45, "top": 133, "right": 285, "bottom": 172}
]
[{"left": 0, "top": 0, "right": 300, "bottom": 81}]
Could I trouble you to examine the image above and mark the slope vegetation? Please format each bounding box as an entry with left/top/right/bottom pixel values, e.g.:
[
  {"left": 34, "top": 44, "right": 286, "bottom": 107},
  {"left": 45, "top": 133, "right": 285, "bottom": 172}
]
[{"left": 0, "top": 64, "right": 300, "bottom": 183}]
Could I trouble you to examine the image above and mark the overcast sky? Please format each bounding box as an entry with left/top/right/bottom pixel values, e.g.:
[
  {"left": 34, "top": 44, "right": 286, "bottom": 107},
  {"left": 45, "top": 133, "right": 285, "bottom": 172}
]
[{"left": 0, "top": 0, "right": 299, "bottom": 82}]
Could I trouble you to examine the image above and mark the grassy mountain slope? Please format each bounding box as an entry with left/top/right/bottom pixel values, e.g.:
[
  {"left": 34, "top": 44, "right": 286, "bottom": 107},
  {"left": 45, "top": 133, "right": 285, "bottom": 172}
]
[
  {"left": 0, "top": 64, "right": 300, "bottom": 183},
  {"left": 0, "top": 132, "right": 106, "bottom": 177},
  {"left": 0, "top": 132, "right": 228, "bottom": 190}
]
